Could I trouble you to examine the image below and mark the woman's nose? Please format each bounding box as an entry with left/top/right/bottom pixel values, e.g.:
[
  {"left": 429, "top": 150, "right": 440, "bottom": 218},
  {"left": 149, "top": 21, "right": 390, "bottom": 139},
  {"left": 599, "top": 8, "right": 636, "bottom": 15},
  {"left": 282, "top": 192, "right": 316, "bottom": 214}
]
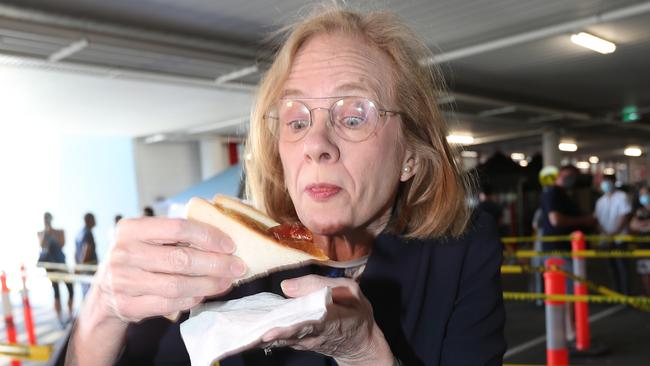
[{"left": 301, "top": 109, "right": 340, "bottom": 163}]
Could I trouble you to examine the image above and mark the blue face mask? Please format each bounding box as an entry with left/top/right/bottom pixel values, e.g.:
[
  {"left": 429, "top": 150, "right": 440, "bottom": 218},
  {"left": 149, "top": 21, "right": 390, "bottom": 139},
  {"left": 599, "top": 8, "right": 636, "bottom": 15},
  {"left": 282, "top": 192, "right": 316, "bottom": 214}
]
[
  {"left": 641, "top": 194, "right": 650, "bottom": 207},
  {"left": 600, "top": 181, "right": 614, "bottom": 193}
]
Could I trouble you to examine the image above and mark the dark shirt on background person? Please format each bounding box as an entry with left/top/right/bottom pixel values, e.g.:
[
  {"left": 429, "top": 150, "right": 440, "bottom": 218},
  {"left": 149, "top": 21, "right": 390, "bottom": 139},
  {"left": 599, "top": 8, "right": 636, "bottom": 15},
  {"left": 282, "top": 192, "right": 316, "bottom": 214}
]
[
  {"left": 75, "top": 213, "right": 97, "bottom": 264},
  {"left": 75, "top": 227, "right": 97, "bottom": 264},
  {"left": 478, "top": 200, "right": 503, "bottom": 226},
  {"left": 76, "top": 213, "right": 98, "bottom": 297},
  {"left": 478, "top": 184, "right": 503, "bottom": 228},
  {"left": 540, "top": 166, "right": 594, "bottom": 251}
]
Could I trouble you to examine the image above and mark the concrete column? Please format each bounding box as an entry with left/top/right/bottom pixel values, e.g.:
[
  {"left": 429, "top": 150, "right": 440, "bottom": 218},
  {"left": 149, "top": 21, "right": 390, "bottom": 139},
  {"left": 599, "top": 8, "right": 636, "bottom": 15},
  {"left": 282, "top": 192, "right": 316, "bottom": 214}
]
[
  {"left": 199, "top": 138, "right": 229, "bottom": 180},
  {"left": 543, "top": 129, "right": 560, "bottom": 167}
]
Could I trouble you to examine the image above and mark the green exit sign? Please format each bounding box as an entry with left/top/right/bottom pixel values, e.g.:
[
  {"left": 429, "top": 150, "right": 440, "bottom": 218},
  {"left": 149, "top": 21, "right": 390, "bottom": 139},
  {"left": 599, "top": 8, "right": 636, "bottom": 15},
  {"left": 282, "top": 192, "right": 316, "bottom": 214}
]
[{"left": 622, "top": 105, "right": 639, "bottom": 122}]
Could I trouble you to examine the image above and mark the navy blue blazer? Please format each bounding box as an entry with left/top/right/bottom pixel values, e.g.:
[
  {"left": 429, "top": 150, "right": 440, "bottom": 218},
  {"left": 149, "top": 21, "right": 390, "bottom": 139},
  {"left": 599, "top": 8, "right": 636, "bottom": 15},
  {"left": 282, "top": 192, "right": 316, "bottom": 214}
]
[{"left": 116, "top": 212, "right": 506, "bottom": 365}]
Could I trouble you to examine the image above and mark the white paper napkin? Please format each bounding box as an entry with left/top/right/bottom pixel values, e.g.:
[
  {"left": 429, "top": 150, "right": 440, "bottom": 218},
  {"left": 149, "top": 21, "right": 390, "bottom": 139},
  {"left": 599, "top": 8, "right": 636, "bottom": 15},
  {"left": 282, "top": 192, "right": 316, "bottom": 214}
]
[{"left": 180, "top": 287, "right": 332, "bottom": 365}]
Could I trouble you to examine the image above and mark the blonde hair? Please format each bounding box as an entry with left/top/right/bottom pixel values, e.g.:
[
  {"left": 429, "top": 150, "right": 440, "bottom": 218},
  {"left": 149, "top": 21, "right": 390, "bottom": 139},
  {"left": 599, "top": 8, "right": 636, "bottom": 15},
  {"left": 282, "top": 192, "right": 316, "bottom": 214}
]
[{"left": 245, "top": 5, "right": 472, "bottom": 238}]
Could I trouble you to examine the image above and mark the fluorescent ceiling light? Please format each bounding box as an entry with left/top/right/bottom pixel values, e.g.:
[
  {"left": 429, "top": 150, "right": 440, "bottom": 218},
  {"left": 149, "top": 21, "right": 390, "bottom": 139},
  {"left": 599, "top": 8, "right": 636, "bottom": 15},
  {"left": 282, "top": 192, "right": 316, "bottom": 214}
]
[
  {"left": 461, "top": 151, "right": 478, "bottom": 158},
  {"left": 144, "top": 133, "right": 166, "bottom": 144},
  {"left": 576, "top": 161, "right": 590, "bottom": 170},
  {"left": 215, "top": 65, "right": 258, "bottom": 84},
  {"left": 447, "top": 134, "right": 474, "bottom": 145},
  {"left": 519, "top": 160, "right": 528, "bottom": 167},
  {"left": 48, "top": 38, "right": 89, "bottom": 62},
  {"left": 558, "top": 142, "right": 577, "bottom": 152},
  {"left": 510, "top": 152, "right": 525, "bottom": 161},
  {"left": 624, "top": 146, "right": 642, "bottom": 157},
  {"left": 603, "top": 167, "right": 616, "bottom": 175},
  {"left": 570, "top": 32, "right": 616, "bottom": 54},
  {"left": 588, "top": 156, "right": 599, "bottom": 164}
]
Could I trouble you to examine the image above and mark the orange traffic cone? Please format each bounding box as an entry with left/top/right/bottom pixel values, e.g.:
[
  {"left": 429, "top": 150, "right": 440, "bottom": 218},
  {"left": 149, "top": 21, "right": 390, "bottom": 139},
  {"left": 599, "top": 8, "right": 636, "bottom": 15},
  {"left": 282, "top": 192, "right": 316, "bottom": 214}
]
[
  {"left": 1, "top": 271, "right": 21, "bottom": 366},
  {"left": 20, "top": 264, "right": 37, "bottom": 345}
]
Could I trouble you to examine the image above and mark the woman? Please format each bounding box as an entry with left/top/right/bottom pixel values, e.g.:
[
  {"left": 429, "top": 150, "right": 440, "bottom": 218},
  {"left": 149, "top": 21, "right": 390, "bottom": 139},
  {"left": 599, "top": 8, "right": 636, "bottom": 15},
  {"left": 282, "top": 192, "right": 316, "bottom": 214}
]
[
  {"left": 37, "top": 212, "right": 74, "bottom": 326},
  {"left": 68, "top": 7, "right": 505, "bottom": 366},
  {"left": 630, "top": 185, "right": 650, "bottom": 295}
]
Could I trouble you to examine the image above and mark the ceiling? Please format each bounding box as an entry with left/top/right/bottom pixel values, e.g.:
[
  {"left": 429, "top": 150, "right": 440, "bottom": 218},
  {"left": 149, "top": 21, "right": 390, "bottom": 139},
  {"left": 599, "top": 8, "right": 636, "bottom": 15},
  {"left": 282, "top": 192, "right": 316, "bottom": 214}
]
[{"left": 1, "top": 0, "right": 649, "bottom": 159}]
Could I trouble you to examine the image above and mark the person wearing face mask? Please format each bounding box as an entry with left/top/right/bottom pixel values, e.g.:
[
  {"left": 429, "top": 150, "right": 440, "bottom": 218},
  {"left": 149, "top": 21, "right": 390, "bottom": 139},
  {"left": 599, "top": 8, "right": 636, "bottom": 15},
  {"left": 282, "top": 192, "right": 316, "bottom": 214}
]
[
  {"left": 630, "top": 184, "right": 650, "bottom": 295},
  {"left": 594, "top": 174, "right": 632, "bottom": 294}
]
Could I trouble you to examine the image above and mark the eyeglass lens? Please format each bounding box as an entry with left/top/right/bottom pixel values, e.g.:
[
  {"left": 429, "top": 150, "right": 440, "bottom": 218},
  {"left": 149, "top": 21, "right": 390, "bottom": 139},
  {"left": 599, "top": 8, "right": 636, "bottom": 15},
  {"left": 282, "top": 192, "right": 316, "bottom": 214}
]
[{"left": 275, "top": 97, "right": 379, "bottom": 142}]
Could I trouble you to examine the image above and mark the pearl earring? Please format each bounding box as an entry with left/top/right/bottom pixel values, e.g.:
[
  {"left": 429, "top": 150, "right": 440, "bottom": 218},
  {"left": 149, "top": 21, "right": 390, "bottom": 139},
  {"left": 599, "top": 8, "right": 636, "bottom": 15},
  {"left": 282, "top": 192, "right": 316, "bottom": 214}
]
[{"left": 403, "top": 166, "right": 411, "bottom": 173}]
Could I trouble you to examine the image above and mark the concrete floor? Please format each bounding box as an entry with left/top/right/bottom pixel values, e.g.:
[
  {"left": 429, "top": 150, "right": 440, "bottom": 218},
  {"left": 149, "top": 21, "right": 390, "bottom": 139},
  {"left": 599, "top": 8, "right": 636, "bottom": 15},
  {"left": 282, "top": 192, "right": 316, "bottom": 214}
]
[{"left": 503, "top": 258, "right": 650, "bottom": 366}]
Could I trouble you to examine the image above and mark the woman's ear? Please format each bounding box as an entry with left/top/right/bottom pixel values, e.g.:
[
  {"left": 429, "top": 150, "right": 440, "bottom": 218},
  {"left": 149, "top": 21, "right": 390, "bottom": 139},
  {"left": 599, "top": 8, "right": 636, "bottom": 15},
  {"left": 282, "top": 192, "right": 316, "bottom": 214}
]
[{"left": 400, "top": 153, "right": 417, "bottom": 182}]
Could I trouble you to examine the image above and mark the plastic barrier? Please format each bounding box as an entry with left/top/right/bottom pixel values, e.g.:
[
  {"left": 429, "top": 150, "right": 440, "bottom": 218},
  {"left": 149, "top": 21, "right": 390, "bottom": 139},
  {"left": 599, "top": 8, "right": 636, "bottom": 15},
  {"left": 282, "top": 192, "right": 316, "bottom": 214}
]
[
  {"left": 0, "top": 342, "right": 52, "bottom": 361},
  {"left": 544, "top": 258, "right": 568, "bottom": 366},
  {"left": 45, "top": 272, "right": 94, "bottom": 284},
  {"left": 37, "top": 262, "right": 98, "bottom": 272},
  {"left": 1, "top": 271, "right": 20, "bottom": 366}
]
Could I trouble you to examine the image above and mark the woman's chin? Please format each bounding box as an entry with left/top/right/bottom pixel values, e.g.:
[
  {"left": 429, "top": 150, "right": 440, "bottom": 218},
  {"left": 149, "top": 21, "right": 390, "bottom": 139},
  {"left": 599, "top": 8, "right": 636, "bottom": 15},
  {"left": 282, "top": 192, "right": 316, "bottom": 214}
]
[{"left": 302, "top": 219, "right": 350, "bottom": 236}]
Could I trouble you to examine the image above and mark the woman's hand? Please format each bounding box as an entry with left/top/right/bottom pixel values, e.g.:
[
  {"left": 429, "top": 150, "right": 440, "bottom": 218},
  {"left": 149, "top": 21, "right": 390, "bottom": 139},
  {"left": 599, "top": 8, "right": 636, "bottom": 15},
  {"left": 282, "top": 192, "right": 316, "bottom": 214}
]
[
  {"left": 100, "top": 217, "right": 246, "bottom": 321},
  {"left": 68, "top": 217, "right": 246, "bottom": 365},
  {"left": 261, "top": 275, "right": 394, "bottom": 366}
]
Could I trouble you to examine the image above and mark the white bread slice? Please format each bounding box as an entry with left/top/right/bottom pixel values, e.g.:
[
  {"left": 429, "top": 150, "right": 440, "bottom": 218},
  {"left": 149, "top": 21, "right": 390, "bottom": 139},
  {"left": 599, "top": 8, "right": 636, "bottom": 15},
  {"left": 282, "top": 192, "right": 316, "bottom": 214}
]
[{"left": 185, "top": 195, "right": 328, "bottom": 285}]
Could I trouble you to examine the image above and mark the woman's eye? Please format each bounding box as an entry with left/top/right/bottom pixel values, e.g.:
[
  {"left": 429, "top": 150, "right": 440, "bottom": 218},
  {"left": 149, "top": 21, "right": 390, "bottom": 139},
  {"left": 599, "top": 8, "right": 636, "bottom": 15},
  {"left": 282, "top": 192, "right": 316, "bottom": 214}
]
[
  {"left": 287, "top": 119, "right": 310, "bottom": 131},
  {"left": 341, "top": 116, "right": 366, "bottom": 128}
]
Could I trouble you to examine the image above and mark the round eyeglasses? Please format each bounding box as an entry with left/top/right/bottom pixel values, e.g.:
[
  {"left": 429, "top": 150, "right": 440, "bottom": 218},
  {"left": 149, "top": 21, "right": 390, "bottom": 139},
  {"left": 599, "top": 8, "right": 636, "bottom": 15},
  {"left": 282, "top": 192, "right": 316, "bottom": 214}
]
[{"left": 265, "top": 96, "right": 403, "bottom": 142}]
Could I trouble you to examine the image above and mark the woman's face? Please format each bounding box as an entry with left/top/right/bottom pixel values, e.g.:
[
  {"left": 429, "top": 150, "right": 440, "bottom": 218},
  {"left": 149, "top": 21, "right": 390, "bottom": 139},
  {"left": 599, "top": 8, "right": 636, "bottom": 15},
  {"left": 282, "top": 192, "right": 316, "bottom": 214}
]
[{"left": 278, "top": 33, "right": 415, "bottom": 236}]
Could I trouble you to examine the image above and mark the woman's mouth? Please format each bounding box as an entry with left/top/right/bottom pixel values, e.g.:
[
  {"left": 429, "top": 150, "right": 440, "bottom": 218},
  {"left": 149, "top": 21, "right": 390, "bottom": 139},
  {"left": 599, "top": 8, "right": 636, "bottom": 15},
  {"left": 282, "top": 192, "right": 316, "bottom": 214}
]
[{"left": 305, "top": 184, "right": 342, "bottom": 201}]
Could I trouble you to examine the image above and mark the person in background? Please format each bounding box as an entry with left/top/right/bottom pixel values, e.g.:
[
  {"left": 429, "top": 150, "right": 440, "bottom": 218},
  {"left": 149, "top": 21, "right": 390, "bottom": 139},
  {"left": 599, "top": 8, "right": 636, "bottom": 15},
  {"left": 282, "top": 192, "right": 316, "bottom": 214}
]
[
  {"left": 478, "top": 183, "right": 503, "bottom": 226},
  {"left": 540, "top": 165, "right": 597, "bottom": 251},
  {"left": 143, "top": 206, "right": 155, "bottom": 217},
  {"left": 594, "top": 174, "right": 632, "bottom": 294},
  {"left": 630, "top": 184, "right": 650, "bottom": 295},
  {"left": 75, "top": 212, "right": 98, "bottom": 297},
  {"left": 540, "top": 164, "right": 596, "bottom": 341},
  {"left": 530, "top": 166, "right": 559, "bottom": 303},
  {"left": 37, "top": 212, "right": 74, "bottom": 326}
]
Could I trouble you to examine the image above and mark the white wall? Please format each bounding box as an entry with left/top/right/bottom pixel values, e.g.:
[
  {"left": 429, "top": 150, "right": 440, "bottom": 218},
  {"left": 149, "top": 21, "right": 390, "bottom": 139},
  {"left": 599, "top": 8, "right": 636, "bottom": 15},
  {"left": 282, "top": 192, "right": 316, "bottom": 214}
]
[
  {"left": 133, "top": 140, "right": 202, "bottom": 212},
  {"left": 58, "top": 135, "right": 139, "bottom": 262}
]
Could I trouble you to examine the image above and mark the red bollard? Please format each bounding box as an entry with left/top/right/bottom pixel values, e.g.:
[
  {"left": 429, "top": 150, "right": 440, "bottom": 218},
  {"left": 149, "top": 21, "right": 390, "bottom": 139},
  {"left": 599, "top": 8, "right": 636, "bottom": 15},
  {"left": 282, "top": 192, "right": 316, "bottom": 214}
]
[
  {"left": 20, "top": 264, "right": 37, "bottom": 345},
  {"left": 1, "top": 271, "right": 21, "bottom": 366},
  {"left": 544, "top": 258, "right": 569, "bottom": 366},
  {"left": 571, "top": 231, "right": 590, "bottom": 351}
]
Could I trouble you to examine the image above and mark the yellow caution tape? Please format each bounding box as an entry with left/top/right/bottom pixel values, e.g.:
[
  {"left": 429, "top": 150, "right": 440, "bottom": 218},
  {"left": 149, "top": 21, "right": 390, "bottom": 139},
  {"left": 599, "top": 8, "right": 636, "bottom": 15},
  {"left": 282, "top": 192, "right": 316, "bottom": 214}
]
[
  {"left": 0, "top": 343, "right": 52, "bottom": 361},
  {"left": 501, "top": 234, "right": 650, "bottom": 244},
  {"left": 555, "top": 266, "right": 650, "bottom": 312},
  {"left": 501, "top": 265, "right": 534, "bottom": 274},
  {"left": 503, "top": 292, "right": 650, "bottom": 309},
  {"left": 501, "top": 264, "right": 650, "bottom": 311},
  {"left": 37, "top": 262, "right": 98, "bottom": 272},
  {"left": 505, "top": 250, "right": 650, "bottom": 258}
]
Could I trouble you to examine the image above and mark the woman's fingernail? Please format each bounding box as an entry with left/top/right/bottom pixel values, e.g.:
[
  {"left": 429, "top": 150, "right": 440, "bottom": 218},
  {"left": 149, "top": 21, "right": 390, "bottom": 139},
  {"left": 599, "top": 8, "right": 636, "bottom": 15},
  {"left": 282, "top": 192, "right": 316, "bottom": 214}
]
[
  {"left": 281, "top": 280, "right": 298, "bottom": 292},
  {"left": 221, "top": 238, "right": 235, "bottom": 253},
  {"left": 230, "top": 261, "right": 246, "bottom": 276}
]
